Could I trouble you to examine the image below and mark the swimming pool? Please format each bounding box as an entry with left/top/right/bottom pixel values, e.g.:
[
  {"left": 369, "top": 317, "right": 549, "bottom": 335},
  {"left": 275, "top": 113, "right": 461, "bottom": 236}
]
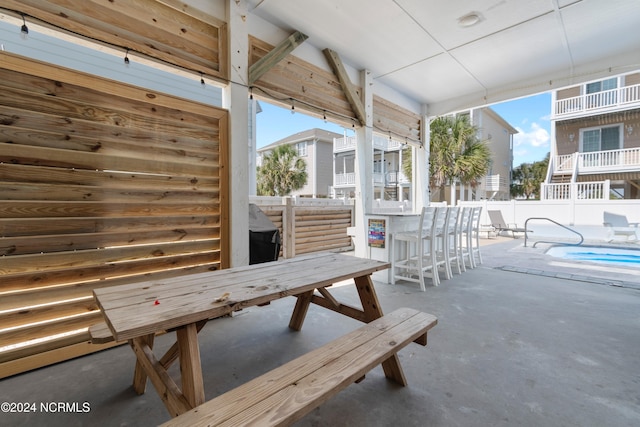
[{"left": 546, "top": 245, "right": 640, "bottom": 268}]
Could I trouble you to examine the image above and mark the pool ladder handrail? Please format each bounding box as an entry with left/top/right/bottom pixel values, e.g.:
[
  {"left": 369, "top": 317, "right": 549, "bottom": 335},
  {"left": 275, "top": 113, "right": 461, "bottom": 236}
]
[{"left": 524, "top": 217, "right": 584, "bottom": 248}]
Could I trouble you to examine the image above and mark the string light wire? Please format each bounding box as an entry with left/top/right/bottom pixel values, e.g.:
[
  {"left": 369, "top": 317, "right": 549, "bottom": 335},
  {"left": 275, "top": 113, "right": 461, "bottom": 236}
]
[{"left": 3, "top": 7, "right": 422, "bottom": 147}]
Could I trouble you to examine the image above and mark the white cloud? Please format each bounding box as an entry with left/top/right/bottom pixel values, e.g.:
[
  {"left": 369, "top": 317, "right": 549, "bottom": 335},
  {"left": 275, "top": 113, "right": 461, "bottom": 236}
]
[
  {"left": 514, "top": 122, "right": 550, "bottom": 148},
  {"left": 512, "top": 122, "right": 550, "bottom": 164}
]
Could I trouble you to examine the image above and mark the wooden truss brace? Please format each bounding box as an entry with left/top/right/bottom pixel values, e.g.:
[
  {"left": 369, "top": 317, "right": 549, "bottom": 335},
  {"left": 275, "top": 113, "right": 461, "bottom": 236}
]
[
  {"left": 323, "top": 48, "right": 366, "bottom": 127},
  {"left": 249, "top": 30, "right": 309, "bottom": 85}
]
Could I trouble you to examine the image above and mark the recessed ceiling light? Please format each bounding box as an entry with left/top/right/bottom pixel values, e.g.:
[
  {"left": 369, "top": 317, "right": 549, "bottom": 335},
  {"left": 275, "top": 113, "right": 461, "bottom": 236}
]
[{"left": 458, "top": 12, "right": 482, "bottom": 28}]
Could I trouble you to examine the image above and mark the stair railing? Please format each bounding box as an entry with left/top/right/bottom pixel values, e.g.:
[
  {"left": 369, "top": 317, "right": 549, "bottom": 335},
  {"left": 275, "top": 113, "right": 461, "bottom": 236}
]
[{"left": 524, "top": 217, "right": 584, "bottom": 248}]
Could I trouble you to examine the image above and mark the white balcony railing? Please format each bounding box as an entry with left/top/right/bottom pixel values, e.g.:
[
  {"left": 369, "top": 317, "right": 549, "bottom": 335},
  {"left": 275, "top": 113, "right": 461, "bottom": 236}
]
[
  {"left": 554, "top": 154, "right": 575, "bottom": 173},
  {"left": 386, "top": 170, "right": 410, "bottom": 185},
  {"left": 333, "top": 136, "right": 357, "bottom": 152},
  {"left": 334, "top": 135, "right": 406, "bottom": 153},
  {"left": 479, "top": 174, "right": 509, "bottom": 192},
  {"left": 578, "top": 147, "right": 640, "bottom": 173},
  {"left": 333, "top": 172, "right": 387, "bottom": 187},
  {"left": 554, "top": 83, "right": 640, "bottom": 118},
  {"left": 553, "top": 147, "right": 640, "bottom": 175},
  {"left": 334, "top": 172, "right": 356, "bottom": 186},
  {"left": 542, "top": 180, "right": 610, "bottom": 200}
]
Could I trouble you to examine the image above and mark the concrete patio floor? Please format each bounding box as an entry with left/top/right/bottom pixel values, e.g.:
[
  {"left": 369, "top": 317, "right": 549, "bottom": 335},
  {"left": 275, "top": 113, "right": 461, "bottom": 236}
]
[{"left": 2, "top": 238, "right": 639, "bottom": 426}]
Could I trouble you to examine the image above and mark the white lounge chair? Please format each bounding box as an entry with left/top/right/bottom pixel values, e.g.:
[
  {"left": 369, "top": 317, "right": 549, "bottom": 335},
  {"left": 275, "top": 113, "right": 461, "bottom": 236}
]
[
  {"left": 603, "top": 211, "right": 638, "bottom": 242},
  {"left": 488, "top": 210, "right": 527, "bottom": 238}
]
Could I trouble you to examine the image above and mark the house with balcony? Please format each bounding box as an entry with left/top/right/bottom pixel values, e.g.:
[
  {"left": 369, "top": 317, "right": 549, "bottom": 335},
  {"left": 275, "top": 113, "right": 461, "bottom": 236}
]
[
  {"left": 331, "top": 107, "right": 515, "bottom": 203},
  {"left": 332, "top": 133, "right": 412, "bottom": 201},
  {"left": 257, "top": 128, "right": 342, "bottom": 198},
  {"left": 447, "top": 107, "right": 516, "bottom": 203},
  {"left": 544, "top": 72, "right": 640, "bottom": 199}
]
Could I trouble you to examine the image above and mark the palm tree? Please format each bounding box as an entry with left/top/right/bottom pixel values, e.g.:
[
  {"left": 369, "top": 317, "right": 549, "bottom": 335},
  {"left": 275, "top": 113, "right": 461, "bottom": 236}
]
[
  {"left": 429, "top": 115, "right": 491, "bottom": 201},
  {"left": 257, "top": 144, "right": 308, "bottom": 196},
  {"left": 511, "top": 154, "right": 549, "bottom": 199}
]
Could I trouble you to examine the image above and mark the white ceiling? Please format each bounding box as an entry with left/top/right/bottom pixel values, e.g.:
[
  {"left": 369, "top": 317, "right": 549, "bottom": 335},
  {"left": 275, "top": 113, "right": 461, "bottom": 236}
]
[{"left": 247, "top": 0, "right": 640, "bottom": 115}]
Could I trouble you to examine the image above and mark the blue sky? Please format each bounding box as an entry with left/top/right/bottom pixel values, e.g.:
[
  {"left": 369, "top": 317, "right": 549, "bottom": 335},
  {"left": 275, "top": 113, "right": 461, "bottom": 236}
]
[
  {"left": 256, "top": 102, "right": 348, "bottom": 148},
  {"left": 256, "top": 93, "right": 552, "bottom": 167},
  {"left": 491, "top": 92, "right": 552, "bottom": 165}
]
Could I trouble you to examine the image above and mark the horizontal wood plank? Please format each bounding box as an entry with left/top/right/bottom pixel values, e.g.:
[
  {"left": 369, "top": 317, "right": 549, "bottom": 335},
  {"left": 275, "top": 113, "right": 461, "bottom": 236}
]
[
  {"left": 0, "top": 264, "right": 218, "bottom": 312},
  {"left": 0, "top": 214, "right": 218, "bottom": 238},
  {"left": 1, "top": 227, "right": 217, "bottom": 256},
  {"left": 0, "top": 163, "right": 218, "bottom": 191},
  {"left": 0, "top": 199, "right": 218, "bottom": 218},
  {"left": 1, "top": 251, "right": 220, "bottom": 294},
  {"left": 0, "top": 142, "right": 218, "bottom": 177}
]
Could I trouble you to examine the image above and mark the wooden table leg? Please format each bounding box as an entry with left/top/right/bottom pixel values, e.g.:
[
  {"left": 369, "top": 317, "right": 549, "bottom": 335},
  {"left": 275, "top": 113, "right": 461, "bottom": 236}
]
[
  {"left": 131, "top": 333, "right": 154, "bottom": 394},
  {"left": 160, "top": 320, "right": 208, "bottom": 369},
  {"left": 176, "top": 323, "right": 205, "bottom": 408},
  {"left": 354, "top": 275, "right": 408, "bottom": 386},
  {"left": 130, "top": 335, "right": 191, "bottom": 417},
  {"left": 289, "top": 289, "right": 314, "bottom": 331},
  {"left": 354, "top": 275, "right": 384, "bottom": 322}
]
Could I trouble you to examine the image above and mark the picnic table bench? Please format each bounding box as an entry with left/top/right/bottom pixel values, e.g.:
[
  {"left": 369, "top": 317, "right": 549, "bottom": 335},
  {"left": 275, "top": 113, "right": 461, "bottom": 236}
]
[{"left": 90, "top": 252, "right": 438, "bottom": 422}]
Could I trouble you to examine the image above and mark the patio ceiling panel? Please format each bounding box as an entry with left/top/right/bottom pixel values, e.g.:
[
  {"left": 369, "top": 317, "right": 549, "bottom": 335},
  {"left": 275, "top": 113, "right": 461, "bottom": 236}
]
[
  {"left": 248, "top": 0, "right": 443, "bottom": 77},
  {"left": 375, "top": 53, "right": 485, "bottom": 107},
  {"left": 560, "top": 0, "right": 640, "bottom": 66},
  {"left": 396, "top": 0, "right": 555, "bottom": 51},
  {"left": 450, "top": 13, "right": 570, "bottom": 93}
]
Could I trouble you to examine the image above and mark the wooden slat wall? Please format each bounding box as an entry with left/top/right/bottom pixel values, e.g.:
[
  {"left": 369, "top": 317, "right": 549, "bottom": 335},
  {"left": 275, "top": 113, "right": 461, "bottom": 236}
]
[
  {"left": 249, "top": 36, "right": 356, "bottom": 126},
  {"left": 4, "top": 0, "right": 227, "bottom": 82},
  {"left": 373, "top": 96, "right": 422, "bottom": 144},
  {"left": 294, "top": 207, "right": 353, "bottom": 255},
  {"left": 257, "top": 205, "right": 354, "bottom": 258},
  {"left": 250, "top": 36, "right": 423, "bottom": 142},
  {"left": 0, "top": 52, "right": 228, "bottom": 379}
]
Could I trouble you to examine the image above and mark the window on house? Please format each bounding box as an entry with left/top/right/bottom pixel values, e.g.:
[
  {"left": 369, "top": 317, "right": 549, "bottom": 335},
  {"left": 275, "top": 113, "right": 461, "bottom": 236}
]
[
  {"left": 581, "top": 126, "right": 620, "bottom": 152},
  {"left": 373, "top": 159, "right": 383, "bottom": 174},
  {"left": 586, "top": 78, "right": 618, "bottom": 106},
  {"left": 586, "top": 78, "right": 617, "bottom": 94},
  {"left": 297, "top": 142, "right": 307, "bottom": 157}
]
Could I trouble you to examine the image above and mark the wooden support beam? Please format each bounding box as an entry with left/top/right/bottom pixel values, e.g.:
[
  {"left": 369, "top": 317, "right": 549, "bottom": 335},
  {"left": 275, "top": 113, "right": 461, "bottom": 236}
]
[
  {"left": 323, "top": 48, "right": 366, "bottom": 126},
  {"left": 316, "top": 286, "right": 340, "bottom": 309},
  {"left": 249, "top": 31, "right": 308, "bottom": 85}
]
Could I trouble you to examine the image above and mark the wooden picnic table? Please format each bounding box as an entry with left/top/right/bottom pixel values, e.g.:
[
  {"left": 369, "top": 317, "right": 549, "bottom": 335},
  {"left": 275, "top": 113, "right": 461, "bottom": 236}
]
[{"left": 92, "top": 252, "right": 398, "bottom": 417}]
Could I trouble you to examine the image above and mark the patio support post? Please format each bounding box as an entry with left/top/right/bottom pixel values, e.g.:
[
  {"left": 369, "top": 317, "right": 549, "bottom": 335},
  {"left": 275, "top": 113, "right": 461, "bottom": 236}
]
[
  {"left": 354, "top": 69, "right": 374, "bottom": 258},
  {"left": 414, "top": 104, "right": 430, "bottom": 208},
  {"left": 224, "top": 0, "right": 250, "bottom": 266}
]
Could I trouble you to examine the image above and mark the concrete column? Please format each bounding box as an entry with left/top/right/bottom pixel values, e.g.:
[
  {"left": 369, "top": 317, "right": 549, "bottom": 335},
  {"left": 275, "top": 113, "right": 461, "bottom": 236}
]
[{"left": 224, "top": 0, "right": 250, "bottom": 267}]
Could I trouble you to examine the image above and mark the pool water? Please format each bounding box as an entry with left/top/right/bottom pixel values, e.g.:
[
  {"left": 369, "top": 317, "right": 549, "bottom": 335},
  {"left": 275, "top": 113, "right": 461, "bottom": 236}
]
[{"left": 546, "top": 246, "right": 640, "bottom": 268}]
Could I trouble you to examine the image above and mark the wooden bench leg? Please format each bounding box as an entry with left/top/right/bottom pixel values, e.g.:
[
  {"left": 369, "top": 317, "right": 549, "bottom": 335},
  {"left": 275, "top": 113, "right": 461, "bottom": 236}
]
[
  {"left": 354, "top": 275, "right": 408, "bottom": 386},
  {"left": 131, "top": 333, "right": 154, "bottom": 395}
]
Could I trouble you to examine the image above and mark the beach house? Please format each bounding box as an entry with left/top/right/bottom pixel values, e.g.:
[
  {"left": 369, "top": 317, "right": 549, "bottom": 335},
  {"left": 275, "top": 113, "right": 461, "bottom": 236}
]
[{"left": 544, "top": 71, "right": 640, "bottom": 199}]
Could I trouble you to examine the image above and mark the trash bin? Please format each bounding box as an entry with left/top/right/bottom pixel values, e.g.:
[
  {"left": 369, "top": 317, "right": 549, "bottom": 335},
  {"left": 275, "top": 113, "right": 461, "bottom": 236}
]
[{"left": 248, "top": 203, "right": 281, "bottom": 264}]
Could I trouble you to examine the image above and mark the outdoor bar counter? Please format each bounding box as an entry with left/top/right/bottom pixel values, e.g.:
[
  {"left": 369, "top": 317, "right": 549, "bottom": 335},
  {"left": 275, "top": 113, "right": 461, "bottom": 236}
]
[{"left": 364, "top": 210, "right": 421, "bottom": 284}]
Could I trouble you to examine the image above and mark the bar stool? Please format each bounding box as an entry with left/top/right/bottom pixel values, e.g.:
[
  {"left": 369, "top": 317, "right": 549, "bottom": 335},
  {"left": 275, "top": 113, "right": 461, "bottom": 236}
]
[
  {"left": 458, "top": 206, "right": 474, "bottom": 270},
  {"left": 443, "top": 206, "right": 461, "bottom": 277},
  {"left": 430, "top": 206, "right": 450, "bottom": 282},
  {"left": 392, "top": 206, "right": 440, "bottom": 290},
  {"left": 470, "top": 206, "right": 483, "bottom": 267}
]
